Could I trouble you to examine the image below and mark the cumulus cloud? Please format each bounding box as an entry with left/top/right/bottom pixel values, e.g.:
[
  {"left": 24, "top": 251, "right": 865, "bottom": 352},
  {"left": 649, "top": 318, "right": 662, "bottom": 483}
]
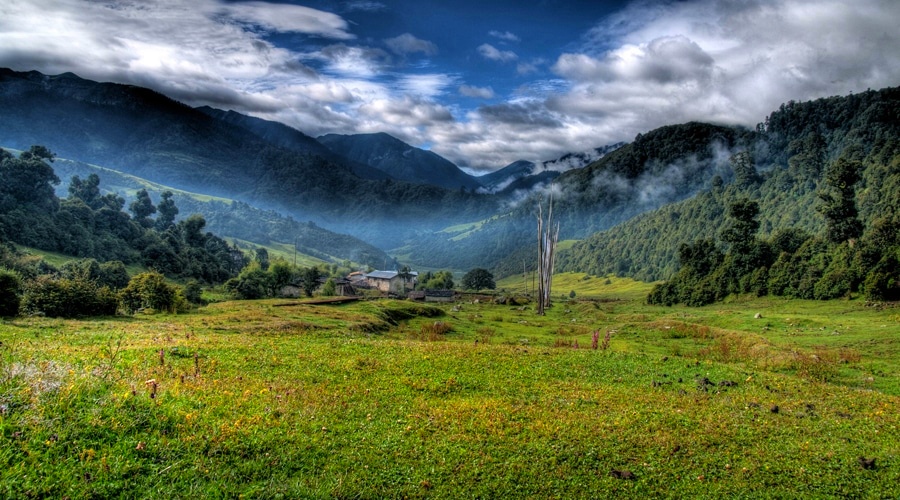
[
  {"left": 459, "top": 85, "right": 495, "bottom": 99},
  {"left": 477, "top": 43, "right": 518, "bottom": 62},
  {"left": 360, "top": 96, "right": 454, "bottom": 127},
  {"left": 385, "top": 33, "right": 438, "bottom": 56},
  {"left": 0, "top": 0, "right": 897, "bottom": 172},
  {"left": 489, "top": 30, "right": 520, "bottom": 42},
  {"left": 550, "top": 0, "right": 900, "bottom": 136}
]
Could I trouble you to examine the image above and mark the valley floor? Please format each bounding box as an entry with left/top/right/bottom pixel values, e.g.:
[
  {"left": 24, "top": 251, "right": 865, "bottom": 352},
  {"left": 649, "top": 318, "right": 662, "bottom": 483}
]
[{"left": 1, "top": 276, "right": 898, "bottom": 498}]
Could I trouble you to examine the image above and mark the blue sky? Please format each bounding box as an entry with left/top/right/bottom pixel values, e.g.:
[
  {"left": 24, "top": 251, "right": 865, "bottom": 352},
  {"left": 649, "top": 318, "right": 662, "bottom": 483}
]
[{"left": 1, "top": 0, "right": 899, "bottom": 172}]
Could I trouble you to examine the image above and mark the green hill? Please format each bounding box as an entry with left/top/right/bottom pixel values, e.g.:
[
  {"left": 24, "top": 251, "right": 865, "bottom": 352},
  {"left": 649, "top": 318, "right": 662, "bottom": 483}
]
[{"left": 559, "top": 87, "right": 900, "bottom": 281}]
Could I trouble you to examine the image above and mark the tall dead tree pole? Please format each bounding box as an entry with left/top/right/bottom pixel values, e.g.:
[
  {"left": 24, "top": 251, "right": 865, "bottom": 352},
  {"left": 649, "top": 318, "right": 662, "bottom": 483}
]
[{"left": 536, "top": 195, "right": 559, "bottom": 316}]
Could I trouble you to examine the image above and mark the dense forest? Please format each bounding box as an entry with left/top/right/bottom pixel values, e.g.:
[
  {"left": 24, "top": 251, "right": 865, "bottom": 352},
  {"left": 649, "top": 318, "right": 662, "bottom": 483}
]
[
  {"left": 558, "top": 87, "right": 900, "bottom": 288},
  {"left": 0, "top": 146, "right": 245, "bottom": 283}
]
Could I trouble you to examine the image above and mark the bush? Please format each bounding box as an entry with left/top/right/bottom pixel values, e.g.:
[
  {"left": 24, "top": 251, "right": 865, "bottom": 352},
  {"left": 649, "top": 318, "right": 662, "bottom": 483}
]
[
  {"left": 183, "top": 279, "right": 205, "bottom": 305},
  {"left": 99, "top": 260, "right": 130, "bottom": 290},
  {"left": 862, "top": 255, "right": 900, "bottom": 301},
  {"left": 224, "top": 263, "right": 271, "bottom": 300},
  {"left": 119, "top": 271, "right": 185, "bottom": 314},
  {"left": 0, "top": 268, "right": 22, "bottom": 317},
  {"left": 814, "top": 269, "right": 851, "bottom": 300},
  {"left": 22, "top": 275, "right": 118, "bottom": 317}
]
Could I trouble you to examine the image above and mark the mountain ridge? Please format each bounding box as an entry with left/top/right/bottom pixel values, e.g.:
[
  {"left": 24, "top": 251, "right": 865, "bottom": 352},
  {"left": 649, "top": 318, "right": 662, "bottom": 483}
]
[{"left": 317, "top": 132, "right": 483, "bottom": 191}]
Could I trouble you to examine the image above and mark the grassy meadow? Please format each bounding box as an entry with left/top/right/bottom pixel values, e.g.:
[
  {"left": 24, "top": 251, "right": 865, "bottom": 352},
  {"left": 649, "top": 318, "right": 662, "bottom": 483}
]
[{"left": 1, "top": 275, "right": 898, "bottom": 498}]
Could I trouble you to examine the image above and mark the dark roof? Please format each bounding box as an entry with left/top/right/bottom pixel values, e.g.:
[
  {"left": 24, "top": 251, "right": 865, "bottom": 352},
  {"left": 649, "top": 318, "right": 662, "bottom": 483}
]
[
  {"left": 425, "top": 289, "right": 454, "bottom": 297},
  {"left": 366, "top": 271, "right": 397, "bottom": 280}
]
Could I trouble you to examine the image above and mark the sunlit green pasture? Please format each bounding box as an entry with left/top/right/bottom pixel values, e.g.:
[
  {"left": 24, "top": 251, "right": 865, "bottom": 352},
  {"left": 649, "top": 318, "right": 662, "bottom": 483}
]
[{"left": 0, "top": 288, "right": 897, "bottom": 498}]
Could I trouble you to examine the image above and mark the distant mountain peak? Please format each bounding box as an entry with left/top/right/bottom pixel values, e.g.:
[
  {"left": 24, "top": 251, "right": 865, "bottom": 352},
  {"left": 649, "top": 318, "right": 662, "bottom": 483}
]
[{"left": 317, "top": 132, "right": 482, "bottom": 191}]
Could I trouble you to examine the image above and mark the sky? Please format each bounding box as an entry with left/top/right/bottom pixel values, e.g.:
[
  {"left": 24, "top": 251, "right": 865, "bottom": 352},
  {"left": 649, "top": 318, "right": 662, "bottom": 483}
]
[{"left": 1, "top": 0, "right": 899, "bottom": 173}]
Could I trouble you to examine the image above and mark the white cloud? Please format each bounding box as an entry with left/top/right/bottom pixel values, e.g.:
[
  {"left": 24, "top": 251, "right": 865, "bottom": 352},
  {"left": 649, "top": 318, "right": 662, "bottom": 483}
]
[
  {"left": 477, "top": 43, "right": 518, "bottom": 62},
  {"left": 397, "top": 73, "right": 455, "bottom": 98},
  {"left": 459, "top": 85, "right": 495, "bottom": 99},
  {"left": 0, "top": 0, "right": 897, "bottom": 172},
  {"left": 313, "top": 44, "right": 391, "bottom": 78},
  {"left": 516, "top": 59, "right": 545, "bottom": 75},
  {"left": 489, "top": 30, "right": 520, "bottom": 42},
  {"left": 551, "top": 0, "right": 900, "bottom": 136},
  {"left": 221, "top": 1, "right": 354, "bottom": 39},
  {"left": 385, "top": 33, "right": 438, "bottom": 56}
]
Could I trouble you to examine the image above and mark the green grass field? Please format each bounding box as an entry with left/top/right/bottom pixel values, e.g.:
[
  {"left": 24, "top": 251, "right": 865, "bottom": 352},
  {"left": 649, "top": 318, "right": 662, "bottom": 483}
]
[{"left": 1, "top": 279, "right": 897, "bottom": 498}]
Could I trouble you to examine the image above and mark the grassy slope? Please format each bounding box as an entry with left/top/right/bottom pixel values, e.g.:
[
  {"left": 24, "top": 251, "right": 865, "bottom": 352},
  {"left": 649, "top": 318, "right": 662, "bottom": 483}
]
[{"left": 0, "top": 288, "right": 897, "bottom": 498}]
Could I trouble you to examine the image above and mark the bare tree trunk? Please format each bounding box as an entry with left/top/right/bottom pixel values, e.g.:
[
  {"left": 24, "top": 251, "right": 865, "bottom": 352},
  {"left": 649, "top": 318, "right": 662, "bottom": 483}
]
[{"left": 536, "top": 196, "right": 559, "bottom": 315}]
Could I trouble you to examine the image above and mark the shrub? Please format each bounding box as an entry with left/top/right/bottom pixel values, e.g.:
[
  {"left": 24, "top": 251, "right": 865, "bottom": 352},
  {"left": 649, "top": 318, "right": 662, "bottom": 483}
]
[
  {"left": 99, "top": 260, "right": 130, "bottom": 290},
  {"left": 22, "top": 275, "right": 118, "bottom": 317},
  {"left": 225, "top": 262, "right": 271, "bottom": 300},
  {"left": 813, "top": 269, "right": 851, "bottom": 300},
  {"left": 321, "top": 278, "right": 337, "bottom": 297},
  {"left": 0, "top": 269, "right": 22, "bottom": 317},
  {"left": 862, "top": 255, "right": 900, "bottom": 301},
  {"left": 183, "top": 279, "right": 204, "bottom": 305},
  {"left": 119, "top": 271, "right": 184, "bottom": 314}
]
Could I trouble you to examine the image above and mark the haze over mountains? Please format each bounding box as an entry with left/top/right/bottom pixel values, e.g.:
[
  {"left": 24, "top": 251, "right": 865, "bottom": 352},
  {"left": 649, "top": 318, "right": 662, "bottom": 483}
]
[{"left": 2, "top": 67, "right": 898, "bottom": 281}]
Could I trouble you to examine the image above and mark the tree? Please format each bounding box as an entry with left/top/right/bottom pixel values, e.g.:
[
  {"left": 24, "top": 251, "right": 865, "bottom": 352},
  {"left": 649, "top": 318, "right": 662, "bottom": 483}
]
[
  {"left": 462, "top": 268, "right": 495, "bottom": 291},
  {"left": 730, "top": 151, "right": 760, "bottom": 188},
  {"left": 321, "top": 278, "right": 337, "bottom": 297},
  {"left": 155, "top": 191, "right": 179, "bottom": 231},
  {"left": 299, "top": 266, "right": 321, "bottom": 297},
  {"left": 68, "top": 174, "right": 103, "bottom": 209},
  {"left": 720, "top": 199, "right": 760, "bottom": 252},
  {"left": 119, "top": 271, "right": 183, "bottom": 314},
  {"left": 0, "top": 146, "right": 60, "bottom": 213},
  {"left": 269, "top": 259, "right": 294, "bottom": 295},
  {"left": 225, "top": 262, "right": 270, "bottom": 300},
  {"left": 425, "top": 270, "right": 454, "bottom": 290},
  {"left": 397, "top": 265, "right": 414, "bottom": 292},
  {"left": 255, "top": 248, "right": 270, "bottom": 271},
  {"left": 129, "top": 189, "right": 156, "bottom": 228},
  {"left": 818, "top": 157, "right": 863, "bottom": 244},
  {"left": 99, "top": 261, "right": 130, "bottom": 290},
  {"left": 0, "top": 269, "right": 22, "bottom": 317}
]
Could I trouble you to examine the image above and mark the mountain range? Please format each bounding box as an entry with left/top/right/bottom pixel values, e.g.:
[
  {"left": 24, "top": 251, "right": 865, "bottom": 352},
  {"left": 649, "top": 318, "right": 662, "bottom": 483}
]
[{"left": 2, "top": 67, "right": 896, "bottom": 282}]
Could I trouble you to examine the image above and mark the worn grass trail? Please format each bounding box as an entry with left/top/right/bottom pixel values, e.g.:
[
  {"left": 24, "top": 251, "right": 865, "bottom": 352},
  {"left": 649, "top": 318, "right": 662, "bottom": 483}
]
[{"left": 0, "top": 290, "right": 898, "bottom": 498}]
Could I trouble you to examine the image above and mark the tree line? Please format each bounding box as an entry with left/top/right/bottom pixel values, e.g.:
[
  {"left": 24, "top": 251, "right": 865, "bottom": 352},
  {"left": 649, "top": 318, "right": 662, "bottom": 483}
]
[
  {"left": 0, "top": 145, "right": 251, "bottom": 317},
  {"left": 648, "top": 146, "right": 899, "bottom": 305}
]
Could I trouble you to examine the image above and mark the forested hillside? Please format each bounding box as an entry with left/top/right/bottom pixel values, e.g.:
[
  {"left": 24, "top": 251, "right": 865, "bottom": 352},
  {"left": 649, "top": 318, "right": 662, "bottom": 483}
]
[
  {"left": 558, "top": 87, "right": 900, "bottom": 282},
  {"left": 407, "top": 122, "right": 750, "bottom": 275},
  {"left": 0, "top": 146, "right": 244, "bottom": 283},
  {"left": 46, "top": 156, "right": 392, "bottom": 269}
]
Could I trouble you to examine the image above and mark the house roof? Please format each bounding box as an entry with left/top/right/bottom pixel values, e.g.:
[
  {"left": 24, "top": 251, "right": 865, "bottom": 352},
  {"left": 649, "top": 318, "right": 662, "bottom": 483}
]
[
  {"left": 366, "top": 271, "right": 397, "bottom": 280},
  {"left": 366, "top": 270, "right": 419, "bottom": 280}
]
